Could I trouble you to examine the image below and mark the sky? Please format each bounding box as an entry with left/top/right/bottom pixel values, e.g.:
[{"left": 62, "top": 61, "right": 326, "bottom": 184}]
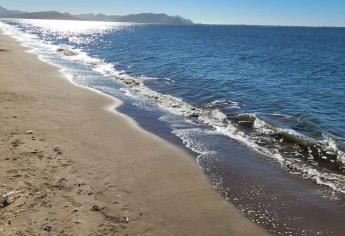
[{"left": 1, "top": 0, "right": 345, "bottom": 27}]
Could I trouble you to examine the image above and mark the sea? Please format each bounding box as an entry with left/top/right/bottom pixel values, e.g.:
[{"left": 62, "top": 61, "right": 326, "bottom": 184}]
[{"left": 1, "top": 19, "right": 345, "bottom": 235}]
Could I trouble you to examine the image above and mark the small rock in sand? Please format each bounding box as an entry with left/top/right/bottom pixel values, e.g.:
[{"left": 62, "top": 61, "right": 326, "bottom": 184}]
[
  {"left": 11, "top": 139, "right": 23, "bottom": 147},
  {"left": 90, "top": 205, "right": 104, "bottom": 212},
  {"left": 31, "top": 149, "right": 39, "bottom": 154},
  {"left": 42, "top": 224, "right": 52, "bottom": 232},
  {"left": 53, "top": 147, "right": 62, "bottom": 155}
]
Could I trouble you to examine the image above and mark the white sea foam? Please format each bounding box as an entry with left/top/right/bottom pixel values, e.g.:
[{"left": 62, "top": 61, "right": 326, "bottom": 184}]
[
  {"left": 207, "top": 98, "right": 241, "bottom": 109},
  {"left": 172, "top": 128, "right": 218, "bottom": 165}
]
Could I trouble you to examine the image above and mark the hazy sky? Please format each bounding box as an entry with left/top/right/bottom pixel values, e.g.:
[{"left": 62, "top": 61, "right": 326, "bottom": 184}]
[{"left": 1, "top": 0, "right": 345, "bottom": 26}]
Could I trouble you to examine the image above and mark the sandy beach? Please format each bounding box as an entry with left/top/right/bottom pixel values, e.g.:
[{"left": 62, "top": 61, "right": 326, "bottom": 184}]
[{"left": 0, "top": 32, "right": 268, "bottom": 235}]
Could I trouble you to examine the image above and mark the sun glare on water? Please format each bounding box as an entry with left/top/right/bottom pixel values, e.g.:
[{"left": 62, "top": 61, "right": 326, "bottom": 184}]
[{"left": 17, "top": 19, "right": 134, "bottom": 34}]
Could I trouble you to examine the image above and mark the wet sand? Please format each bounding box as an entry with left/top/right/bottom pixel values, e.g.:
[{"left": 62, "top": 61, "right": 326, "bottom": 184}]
[
  {"left": 0, "top": 33, "right": 268, "bottom": 235},
  {"left": 120, "top": 99, "right": 345, "bottom": 235}
]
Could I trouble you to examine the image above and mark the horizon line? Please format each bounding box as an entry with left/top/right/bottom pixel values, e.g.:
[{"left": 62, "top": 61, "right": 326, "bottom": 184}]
[{"left": 1, "top": 5, "right": 344, "bottom": 28}]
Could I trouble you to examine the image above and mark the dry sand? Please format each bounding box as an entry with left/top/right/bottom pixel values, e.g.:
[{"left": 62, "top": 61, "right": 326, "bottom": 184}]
[{"left": 0, "top": 32, "right": 268, "bottom": 235}]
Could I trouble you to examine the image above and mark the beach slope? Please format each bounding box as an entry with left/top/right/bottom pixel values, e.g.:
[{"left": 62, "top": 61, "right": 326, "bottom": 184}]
[{"left": 0, "top": 33, "right": 267, "bottom": 235}]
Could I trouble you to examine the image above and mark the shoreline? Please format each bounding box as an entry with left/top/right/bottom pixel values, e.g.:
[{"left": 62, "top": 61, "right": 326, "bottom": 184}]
[{"left": 0, "top": 31, "right": 268, "bottom": 235}]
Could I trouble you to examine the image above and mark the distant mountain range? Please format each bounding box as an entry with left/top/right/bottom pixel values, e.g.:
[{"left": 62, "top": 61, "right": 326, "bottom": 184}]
[{"left": 0, "top": 6, "right": 193, "bottom": 25}]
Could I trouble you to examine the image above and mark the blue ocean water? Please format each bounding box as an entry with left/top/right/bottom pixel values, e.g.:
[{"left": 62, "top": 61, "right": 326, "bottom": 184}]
[
  {"left": 98, "top": 25, "right": 345, "bottom": 144},
  {"left": 2, "top": 19, "right": 345, "bottom": 235}
]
